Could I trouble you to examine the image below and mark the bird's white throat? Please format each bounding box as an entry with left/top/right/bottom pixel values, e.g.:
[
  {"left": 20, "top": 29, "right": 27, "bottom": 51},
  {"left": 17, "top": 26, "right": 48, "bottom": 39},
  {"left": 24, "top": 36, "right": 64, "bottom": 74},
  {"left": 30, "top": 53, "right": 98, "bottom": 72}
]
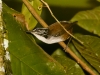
[{"left": 33, "top": 33, "right": 64, "bottom": 44}]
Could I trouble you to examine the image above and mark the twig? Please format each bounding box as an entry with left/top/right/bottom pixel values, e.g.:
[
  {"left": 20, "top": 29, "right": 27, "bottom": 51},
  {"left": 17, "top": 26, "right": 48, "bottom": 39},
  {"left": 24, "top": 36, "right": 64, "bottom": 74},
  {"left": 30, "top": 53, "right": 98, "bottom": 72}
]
[
  {"left": 40, "top": 0, "right": 84, "bottom": 45},
  {"left": 22, "top": 0, "right": 96, "bottom": 75}
]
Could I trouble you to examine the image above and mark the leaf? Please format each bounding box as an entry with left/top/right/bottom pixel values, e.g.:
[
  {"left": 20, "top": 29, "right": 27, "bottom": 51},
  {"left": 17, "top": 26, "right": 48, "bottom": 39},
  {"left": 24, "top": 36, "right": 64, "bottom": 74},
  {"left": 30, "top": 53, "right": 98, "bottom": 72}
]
[
  {"left": 71, "top": 6, "right": 100, "bottom": 36},
  {"left": 97, "top": 0, "right": 100, "bottom": 2},
  {"left": 45, "top": 0, "right": 96, "bottom": 8},
  {"left": 72, "top": 34, "right": 100, "bottom": 73},
  {"left": 3, "top": 3, "right": 68, "bottom": 75},
  {"left": 22, "top": 0, "right": 42, "bottom": 30},
  {"left": 51, "top": 49, "right": 85, "bottom": 75}
]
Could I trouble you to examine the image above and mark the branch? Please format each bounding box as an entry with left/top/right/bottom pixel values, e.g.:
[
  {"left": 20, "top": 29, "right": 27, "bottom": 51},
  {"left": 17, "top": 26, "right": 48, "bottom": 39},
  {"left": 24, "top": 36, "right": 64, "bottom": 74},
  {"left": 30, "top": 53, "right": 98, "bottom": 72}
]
[{"left": 22, "top": 0, "right": 96, "bottom": 75}]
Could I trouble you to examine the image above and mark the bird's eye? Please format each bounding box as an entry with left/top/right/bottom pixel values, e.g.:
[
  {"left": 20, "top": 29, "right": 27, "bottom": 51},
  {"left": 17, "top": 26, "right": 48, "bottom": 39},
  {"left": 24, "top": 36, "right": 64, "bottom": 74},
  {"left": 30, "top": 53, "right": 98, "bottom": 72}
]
[
  {"left": 33, "top": 29, "right": 37, "bottom": 31},
  {"left": 33, "top": 28, "right": 40, "bottom": 31}
]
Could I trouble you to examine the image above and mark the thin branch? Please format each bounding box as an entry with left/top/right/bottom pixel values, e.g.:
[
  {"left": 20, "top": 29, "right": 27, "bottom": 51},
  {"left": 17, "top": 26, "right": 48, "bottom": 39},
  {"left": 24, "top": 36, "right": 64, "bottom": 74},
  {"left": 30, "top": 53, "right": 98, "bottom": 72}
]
[{"left": 22, "top": 0, "right": 96, "bottom": 75}]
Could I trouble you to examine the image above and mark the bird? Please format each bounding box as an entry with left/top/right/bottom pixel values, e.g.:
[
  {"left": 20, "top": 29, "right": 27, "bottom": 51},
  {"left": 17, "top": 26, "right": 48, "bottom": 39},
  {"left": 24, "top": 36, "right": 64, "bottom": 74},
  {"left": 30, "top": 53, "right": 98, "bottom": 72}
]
[{"left": 27, "top": 21, "right": 77, "bottom": 44}]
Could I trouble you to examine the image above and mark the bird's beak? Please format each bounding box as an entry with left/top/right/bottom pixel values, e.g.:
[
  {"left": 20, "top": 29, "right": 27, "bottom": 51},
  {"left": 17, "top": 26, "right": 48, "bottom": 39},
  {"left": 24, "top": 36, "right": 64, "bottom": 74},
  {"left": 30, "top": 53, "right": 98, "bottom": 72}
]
[
  {"left": 26, "top": 30, "right": 32, "bottom": 34},
  {"left": 72, "top": 21, "right": 78, "bottom": 24}
]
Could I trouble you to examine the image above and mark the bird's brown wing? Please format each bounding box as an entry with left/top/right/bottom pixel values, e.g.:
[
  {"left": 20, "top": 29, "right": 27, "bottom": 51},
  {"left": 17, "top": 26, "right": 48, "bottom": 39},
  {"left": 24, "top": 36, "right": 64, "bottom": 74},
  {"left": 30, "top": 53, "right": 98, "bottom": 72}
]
[{"left": 48, "top": 21, "right": 75, "bottom": 37}]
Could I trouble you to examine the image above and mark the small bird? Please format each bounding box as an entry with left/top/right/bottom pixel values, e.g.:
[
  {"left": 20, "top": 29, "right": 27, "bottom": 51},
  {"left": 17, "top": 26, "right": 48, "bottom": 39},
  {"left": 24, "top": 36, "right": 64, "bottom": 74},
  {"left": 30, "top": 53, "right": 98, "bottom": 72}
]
[{"left": 27, "top": 21, "right": 77, "bottom": 44}]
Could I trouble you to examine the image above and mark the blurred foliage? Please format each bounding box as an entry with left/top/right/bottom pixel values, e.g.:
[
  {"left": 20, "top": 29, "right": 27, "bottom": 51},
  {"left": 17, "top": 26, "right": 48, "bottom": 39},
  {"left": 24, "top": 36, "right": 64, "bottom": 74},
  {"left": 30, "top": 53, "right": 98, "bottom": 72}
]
[
  {"left": 3, "top": 0, "right": 100, "bottom": 24},
  {"left": 44, "top": 0, "right": 99, "bottom": 8},
  {"left": 97, "top": 0, "right": 100, "bottom": 2},
  {"left": 51, "top": 49, "right": 85, "bottom": 75},
  {"left": 72, "top": 34, "right": 100, "bottom": 73},
  {"left": 71, "top": 6, "right": 100, "bottom": 36}
]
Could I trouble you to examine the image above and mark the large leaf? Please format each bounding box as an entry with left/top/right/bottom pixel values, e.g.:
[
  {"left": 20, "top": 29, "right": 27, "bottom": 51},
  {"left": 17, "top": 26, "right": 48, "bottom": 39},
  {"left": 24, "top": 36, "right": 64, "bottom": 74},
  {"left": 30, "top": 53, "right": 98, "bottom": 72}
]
[
  {"left": 51, "top": 49, "right": 85, "bottom": 75},
  {"left": 72, "top": 34, "right": 100, "bottom": 73},
  {"left": 22, "top": 0, "right": 42, "bottom": 30},
  {"left": 97, "top": 0, "right": 100, "bottom": 2},
  {"left": 45, "top": 0, "right": 97, "bottom": 8},
  {"left": 3, "top": 3, "right": 68, "bottom": 75},
  {"left": 71, "top": 6, "right": 100, "bottom": 36}
]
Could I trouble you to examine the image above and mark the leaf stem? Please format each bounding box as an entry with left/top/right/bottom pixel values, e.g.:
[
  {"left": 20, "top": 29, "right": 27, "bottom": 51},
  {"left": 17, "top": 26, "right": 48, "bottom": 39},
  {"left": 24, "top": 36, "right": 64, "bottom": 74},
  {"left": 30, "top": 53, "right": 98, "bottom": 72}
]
[{"left": 22, "top": 0, "right": 96, "bottom": 75}]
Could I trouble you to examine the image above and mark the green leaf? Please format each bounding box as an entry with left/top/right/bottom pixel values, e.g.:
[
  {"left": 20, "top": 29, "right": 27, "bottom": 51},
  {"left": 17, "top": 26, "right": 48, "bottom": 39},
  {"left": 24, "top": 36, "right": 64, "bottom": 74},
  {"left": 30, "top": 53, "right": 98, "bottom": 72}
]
[
  {"left": 3, "top": 3, "right": 68, "bottom": 75},
  {"left": 45, "top": 0, "right": 96, "bottom": 8},
  {"left": 71, "top": 6, "right": 100, "bottom": 36},
  {"left": 51, "top": 49, "right": 85, "bottom": 75},
  {"left": 22, "top": 0, "right": 42, "bottom": 30},
  {"left": 72, "top": 34, "right": 100, "bottom": 73},
  {"left": 97, "top": 0, "right": 100, "bottom": 2}
]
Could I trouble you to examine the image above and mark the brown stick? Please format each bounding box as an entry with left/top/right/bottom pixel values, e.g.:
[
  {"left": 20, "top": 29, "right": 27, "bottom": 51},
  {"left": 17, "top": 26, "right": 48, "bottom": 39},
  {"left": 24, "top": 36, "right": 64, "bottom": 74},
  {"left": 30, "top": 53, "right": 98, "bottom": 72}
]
[{"left": 22, "top": 0, "right": 96, "bottom": 75}]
